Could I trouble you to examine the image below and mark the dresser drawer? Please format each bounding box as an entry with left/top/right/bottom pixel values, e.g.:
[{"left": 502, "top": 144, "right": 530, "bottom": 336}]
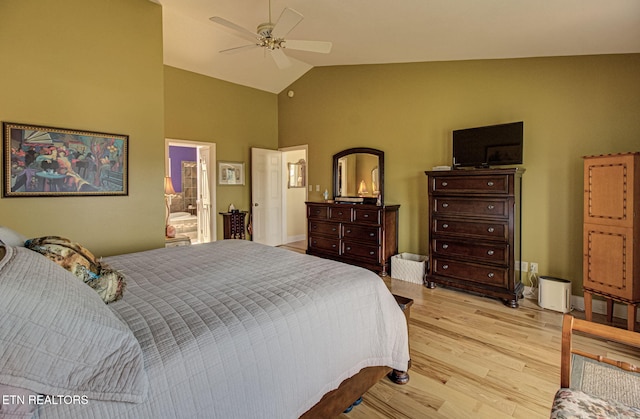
[
  {"left": 309, "top": 220, "right": 341, "bottom": 238},
  {"left": 343, "top": 224, "right": 381, "bottom": 244},
  {"left": 432, "top": 239, "right": 508, "bottom": 265},
  {"left": 433, "top": 197, "right": 509, "bottom": 218},
  {"left": 308, "top": 205, "right": 328, "bottom": 219},
  {"left": 342, "top": 241, "right": 380, "bottom": 263},
  {"left": 354, "top": 208, "right": 381, "bottom": 225},
  {"left": 433, "top": 218, "right": 508, "bottom": 241},
  {"left": 431, "top": 174, "right": 510, "bottom": 195},
  {"left": 309, "top": 236, "right": 340, "bottom": 255},
  {"left": 329, "top": 206, "right": 353, "bottom": 222},
  {"left": 432, "top": 258, "right": 508, "bottom": 288}
]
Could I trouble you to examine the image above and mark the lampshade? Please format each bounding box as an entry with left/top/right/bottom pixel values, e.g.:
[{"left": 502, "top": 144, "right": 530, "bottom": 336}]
[
  {"left": 358, "top": 180, "right": 368, "bottom": 196},
  {"left": 164, "top": 176, "right": 176, "bottom": 195}
]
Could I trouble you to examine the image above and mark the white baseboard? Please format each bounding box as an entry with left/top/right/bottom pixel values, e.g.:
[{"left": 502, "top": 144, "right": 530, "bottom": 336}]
[{"left": 524, "top": 286, "right": 640, "bottom": 321}]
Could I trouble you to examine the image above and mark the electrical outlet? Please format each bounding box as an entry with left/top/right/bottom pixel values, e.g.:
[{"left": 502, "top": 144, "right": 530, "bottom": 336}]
[
  {"left": 316, "top": 185, "right": 320, "bottom": 192},
  {"left": 308, "top": 185, "right": 312, "bottom": 192},
  {"left": 530, "top": 262, "right": 538, "bottom": 273},
  {"left": 520, "top": 261, "right": 528, "bottom": 272}
]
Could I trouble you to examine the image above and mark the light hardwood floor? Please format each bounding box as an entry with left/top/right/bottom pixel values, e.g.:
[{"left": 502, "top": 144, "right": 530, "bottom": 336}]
[{"left": 337, "top": 276, "right": 638, "bottom": 419}]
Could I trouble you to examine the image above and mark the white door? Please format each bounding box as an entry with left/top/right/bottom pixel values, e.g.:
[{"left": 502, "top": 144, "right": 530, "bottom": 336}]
[
  {"left": 196, "top": 147, "right": 212, "bottom": 243},
  {"left": 251, "top": 148, "right": 283, "bottom": 246}
]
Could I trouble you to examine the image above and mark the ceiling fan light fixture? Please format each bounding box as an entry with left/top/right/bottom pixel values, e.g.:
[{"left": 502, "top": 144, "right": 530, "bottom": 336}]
[
  {"left": 256, "top": 22, "right": 274, "bottom": 38},
  {"left": 210, "top": 3, "right": 332, "bottom": 70}
]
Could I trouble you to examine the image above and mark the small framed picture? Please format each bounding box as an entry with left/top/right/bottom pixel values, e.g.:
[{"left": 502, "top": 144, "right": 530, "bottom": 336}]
[{"left": 218, "top": 161, "right": 245, "bottom": 185}]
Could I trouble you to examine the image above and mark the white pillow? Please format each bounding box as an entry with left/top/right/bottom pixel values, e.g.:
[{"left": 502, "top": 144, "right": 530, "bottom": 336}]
[
  {"left": 0, "top": 226, "right": 27, "bottom": 247},
  {"left": 0, "top": 246, "right": 148, "bottom": 403}
]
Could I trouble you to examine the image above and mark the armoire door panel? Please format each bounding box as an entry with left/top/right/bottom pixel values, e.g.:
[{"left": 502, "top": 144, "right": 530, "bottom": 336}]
[{"left": 583, "top": 225, "right": 630, "bottom": 297}]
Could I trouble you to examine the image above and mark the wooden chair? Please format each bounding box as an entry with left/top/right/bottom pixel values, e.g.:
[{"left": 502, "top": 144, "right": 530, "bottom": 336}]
[
  {"left": 551, "top": 314, "right": 640, "bottom": 417},
  {"left": 560, "top": 314, "right": 640, "bottom": 388}
]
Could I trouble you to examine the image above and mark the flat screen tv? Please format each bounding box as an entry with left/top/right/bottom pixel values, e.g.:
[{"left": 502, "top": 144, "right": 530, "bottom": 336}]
[{"left": 452, "top": 121, "right": 523, "bottom": 168}]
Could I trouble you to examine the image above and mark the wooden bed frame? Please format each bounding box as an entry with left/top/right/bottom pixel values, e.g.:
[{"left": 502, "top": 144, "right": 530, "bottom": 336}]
[
  {"left": 302, "top": 366, "right": 408, "bottom": 418},
  {"left": 303, "top": 293, "right": 413, "bottom": 417}
]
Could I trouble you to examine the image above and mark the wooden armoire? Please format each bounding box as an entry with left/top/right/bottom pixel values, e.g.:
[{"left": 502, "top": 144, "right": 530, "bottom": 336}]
[{"left": 583, "top": 152, "right": 640, "bottom": 331}]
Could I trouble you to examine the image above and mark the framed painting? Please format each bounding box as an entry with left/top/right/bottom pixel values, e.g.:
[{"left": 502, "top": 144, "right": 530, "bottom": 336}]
[
  {"left": 3, "top": 122, "right": 128, "bottom": 197},
  {"left": 218, "top": 161, "right": 244, "bottom": 185}
]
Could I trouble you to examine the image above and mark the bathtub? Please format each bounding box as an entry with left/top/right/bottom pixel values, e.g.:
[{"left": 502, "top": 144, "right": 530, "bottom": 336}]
[
  {"left": 169, "top": 211, "right": 198, "bottom": 241},
  {"left": 169, "top": 211, "right": 196, "bottom": 222}
]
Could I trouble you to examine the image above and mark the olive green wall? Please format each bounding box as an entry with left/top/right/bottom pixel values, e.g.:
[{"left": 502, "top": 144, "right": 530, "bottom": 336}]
[
  {"left": 163, "top": 66, "right": 278, "bottom": 240},
  {"left": 0, "top": 0, "right": 165, "bottom": 256},
  {"left": 278, "top": 54, "right": 640, "bottom": 293}
]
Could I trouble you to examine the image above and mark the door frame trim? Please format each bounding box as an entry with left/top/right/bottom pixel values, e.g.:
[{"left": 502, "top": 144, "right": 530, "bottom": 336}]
[{"left": 165, "top": 138, "right": 217, "bottom": 242}]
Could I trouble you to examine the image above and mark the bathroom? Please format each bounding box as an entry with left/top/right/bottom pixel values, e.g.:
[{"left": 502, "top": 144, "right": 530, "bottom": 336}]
[{"left": 167, "top": 145, "right": 199, "bottom": 243}]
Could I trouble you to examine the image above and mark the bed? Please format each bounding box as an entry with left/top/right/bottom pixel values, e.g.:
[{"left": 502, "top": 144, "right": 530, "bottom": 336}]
[{"left": 0, "top": 239, "right": 410, "bottom": 418}]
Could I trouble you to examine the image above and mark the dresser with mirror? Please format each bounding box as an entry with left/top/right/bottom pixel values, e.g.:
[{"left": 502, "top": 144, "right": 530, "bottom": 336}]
[{"left": 306, "top": 148, "right": 399, "bottom": 275}]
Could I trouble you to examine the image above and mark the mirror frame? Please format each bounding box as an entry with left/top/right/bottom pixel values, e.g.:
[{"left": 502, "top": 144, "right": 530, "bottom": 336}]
[
  {"left": 287, "top": 159, "right": 306, "bottom": 188},
  {"left": 333, "top": 147, "right": 384, "bottom": 205}
]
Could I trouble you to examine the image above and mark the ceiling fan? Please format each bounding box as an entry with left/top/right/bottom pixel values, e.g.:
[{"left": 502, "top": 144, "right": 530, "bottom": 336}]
[{"left": 209, "top": 1, "right": 332, "bottom": 69}]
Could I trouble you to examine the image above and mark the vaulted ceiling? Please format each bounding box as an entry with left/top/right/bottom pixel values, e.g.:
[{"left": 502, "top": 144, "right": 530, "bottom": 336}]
[{"left": 157, "top": 0, "right": 640, "bottom": 93}]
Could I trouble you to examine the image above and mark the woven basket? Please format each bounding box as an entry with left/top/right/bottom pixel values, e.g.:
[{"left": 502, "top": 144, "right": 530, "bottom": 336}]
[{"left": 391, "top": 253, "right": 427, "bottom": 284}]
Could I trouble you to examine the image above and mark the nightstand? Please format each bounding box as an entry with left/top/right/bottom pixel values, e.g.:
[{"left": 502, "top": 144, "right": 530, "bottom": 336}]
[{"left": 219, "top": 211, "right": 247, "bottom": 239}]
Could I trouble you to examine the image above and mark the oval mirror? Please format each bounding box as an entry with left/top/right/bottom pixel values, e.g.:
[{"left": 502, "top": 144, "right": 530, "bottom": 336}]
[{"left": 333, "top": 147, "right": 384, "bottom": 205}]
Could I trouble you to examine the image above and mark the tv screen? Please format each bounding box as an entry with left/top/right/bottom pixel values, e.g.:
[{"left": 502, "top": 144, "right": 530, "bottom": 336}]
[{"left": 452, "top": 121, "right": 523, "bottom": 168}]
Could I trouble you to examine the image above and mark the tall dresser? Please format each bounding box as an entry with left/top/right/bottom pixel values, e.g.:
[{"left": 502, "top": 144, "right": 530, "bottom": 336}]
[
  {"left": 583, "top": 153, "right": 640, "bottom": 331},
  {"left": 306, "top": 202, "right": 399, "bottom": 275},
  {"left": 425, "top": 168, "right": 524, "bottom": 307}
]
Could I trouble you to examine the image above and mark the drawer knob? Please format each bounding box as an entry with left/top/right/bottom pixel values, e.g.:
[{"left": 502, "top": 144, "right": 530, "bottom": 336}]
[
  {"left": 369, "top": 232, "right": 375, "bottom": 237},
  {"left": 488, "top": 272, "right": 495, "bottom": 278},
  {"left": 346, "top": 229, "right": 351, "bottom": 234},
  {"left": 487, "top": 250, "right": 495, "bottom": 256},
  {"left": 442, "top": 244, "right": 449, "bottom": 249},
  {"left": 338, "top": 211, "right": 343, "bottom": 215},
  {"left": 369, "top": 251, "right": 375, "bottom": 255},
  {"left": 364, "top": 214, "right": 369, "bottom": 218},
  {"left": 442, "top": 224, "right": 449, "bottom": 229},
  {"left": 312, "top": 240, "right": 317, "bottom": 244},
  {"left": 332, "top": 228, "right": 336, "bottom": 232},
  {"left": 487, "top": 181, "right": 494, "bottom": 187},
  {"left": 487, "top": 205, "right": 495, "bottom": 210},
  {"left": 442, "top": 203, "right": 449, "bottom": 208},
  {"left": 441, "top": 181, "right": 448, "bottom": 187},
  {"left": 346, "top": 246, "right": 351, "bottom": 251},
  {"left": 332, "top": 244, "right": 336, "bottom": 248},
  {"left": 442, "top": 264, "right": 449, "bottom": 270},
  {"left": 487, "top": 227, "right": 495, "bottom": 233}
]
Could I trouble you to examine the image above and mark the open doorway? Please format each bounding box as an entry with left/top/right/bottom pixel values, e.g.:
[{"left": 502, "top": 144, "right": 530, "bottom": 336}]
[
  {"left": 250, "top": 145, "right": 307, "bottom": 249},
  {"left": 281, "top": 145, "right": 307, "bottom": 250},
  {"left": 166, "top": 139, "right": 217, "bottom": 244}
]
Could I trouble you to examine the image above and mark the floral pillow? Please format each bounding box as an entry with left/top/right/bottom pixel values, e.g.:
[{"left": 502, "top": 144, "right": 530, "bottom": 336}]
[{"left": 25, "top": 236, "right": 125, "bottom": 303}]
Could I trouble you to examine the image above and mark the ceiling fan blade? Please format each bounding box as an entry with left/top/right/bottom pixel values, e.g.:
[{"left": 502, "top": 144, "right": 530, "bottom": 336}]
[
  {"left": 269, "top": 48, "right": 292, "bottom": 69},
  {"left": 284, "top": 39, "right": 332, "bottom": 54},
  {"left": 209, "top": 16, "right": 258, "bottom": 43},
  {"left": 219, "top": 44, "right": 259, "bottom": 54},
  {"left": 271, "top": 8, "right": 303, "bottom": 39}
]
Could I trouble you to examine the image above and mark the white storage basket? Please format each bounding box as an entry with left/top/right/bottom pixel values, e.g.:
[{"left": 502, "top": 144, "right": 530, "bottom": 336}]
[{"left": 391, "top": 253, "right": 427, "bottom": 284}]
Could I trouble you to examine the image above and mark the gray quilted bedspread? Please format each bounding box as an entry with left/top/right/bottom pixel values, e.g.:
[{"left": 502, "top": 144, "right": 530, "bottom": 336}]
[{"left": 36, "top": 240, "right": 409, "bottom": 419}]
